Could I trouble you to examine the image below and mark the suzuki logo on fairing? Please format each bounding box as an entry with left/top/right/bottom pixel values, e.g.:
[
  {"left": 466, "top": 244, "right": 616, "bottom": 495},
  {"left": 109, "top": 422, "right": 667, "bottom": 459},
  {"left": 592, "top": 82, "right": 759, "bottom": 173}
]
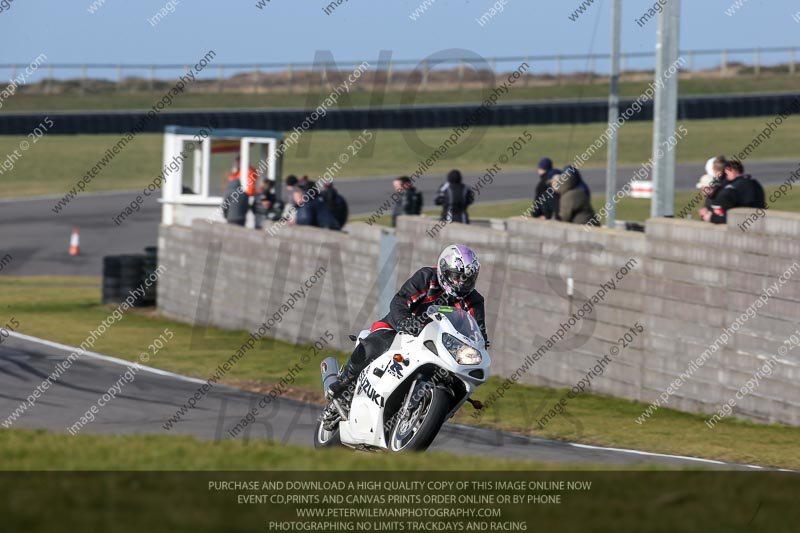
[
  {"left": 357, "top": 377, "right": 386, "bottom": 407},
  {"left": 388, "top": 361, "right": 403, "bottom": 379}
]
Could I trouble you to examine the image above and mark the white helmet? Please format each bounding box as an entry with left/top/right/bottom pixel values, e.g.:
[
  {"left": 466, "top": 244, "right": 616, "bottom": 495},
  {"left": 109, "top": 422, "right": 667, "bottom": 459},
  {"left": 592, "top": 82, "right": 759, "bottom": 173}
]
[{"left": 437, "top": 244, "right": 480, "bottom": 298}]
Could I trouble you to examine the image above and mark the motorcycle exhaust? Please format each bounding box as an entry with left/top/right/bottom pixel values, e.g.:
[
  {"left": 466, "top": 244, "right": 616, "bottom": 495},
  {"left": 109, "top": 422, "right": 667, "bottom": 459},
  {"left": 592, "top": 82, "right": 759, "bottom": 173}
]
[{"left": 320, "top": 357, "right": 340, "bottom": 394}]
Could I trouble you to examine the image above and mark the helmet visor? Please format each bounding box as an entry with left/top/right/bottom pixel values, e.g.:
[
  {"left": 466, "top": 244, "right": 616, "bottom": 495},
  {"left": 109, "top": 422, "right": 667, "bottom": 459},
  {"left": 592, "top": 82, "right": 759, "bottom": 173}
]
[{"left": 442, "top": 268, "right": 477, "bottom": 296}]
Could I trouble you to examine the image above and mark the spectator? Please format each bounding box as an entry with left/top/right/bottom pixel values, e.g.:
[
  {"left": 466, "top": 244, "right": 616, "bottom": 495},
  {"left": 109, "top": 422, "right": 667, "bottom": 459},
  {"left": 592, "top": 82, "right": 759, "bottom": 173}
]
[
  {"left": 699, "top": 156, "right": 727, "bottom": 220},
  {"left": 285, "top": 174, "right": 299, "bottom": 194},
  {"left": 391, "top": 176, "right": 423, "bottom": 227},
  {"left": 299, "top": 175, "right": 316, "bottom": 190},
  {"left": 435, "top": 169, "right": 474, "bottom": 224},
  {"left": 252, "top": 178, "right": 278, "bottom": 229},
  {"left": 569, "top": 165, "right": 591, "bottom": 197},
  {"left": 221, "top": 178, "right": 249, "bottom": 226},
  {"left": 291, "top": 182, "right": 341, "bottom": 231},
  {"left": 694, "top": 174, "right": 719, "bottom": 219},
  {"left": 282, "top": 174, "right": 300, "bottom": 219},
  {"left": 704, "top": 160, "right": 766, "bottom": 224},
  {"left": 537, "top": 157, "right": 553, "bottom": 178},
  {"left": 532, "top": 158, "right": 560, "bottom": 219},
  {"left": 551, "top": 167, "right": 598, "bottom": 225},
  {"left": 711, "top": 155, "right": 727, "bottom": 181},
  {"left": 321, "top": 180, "right": 349, "bottom": 228},
  {"left": 228, "top": 156, "right": 258, "bottom": 196},
  {"left": 704, "top": 154, "right": 728, "bottom": 179}
]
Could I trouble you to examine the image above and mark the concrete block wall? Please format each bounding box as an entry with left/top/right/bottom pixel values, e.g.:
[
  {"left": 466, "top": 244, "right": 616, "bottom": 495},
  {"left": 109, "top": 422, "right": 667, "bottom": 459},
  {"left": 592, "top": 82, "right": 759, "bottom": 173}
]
[
  {"left": 158, "top": 208, "right": 800, "bottom": 426},
  {"left": 158, "top": 219, "right": 386, "bottom": 352}
]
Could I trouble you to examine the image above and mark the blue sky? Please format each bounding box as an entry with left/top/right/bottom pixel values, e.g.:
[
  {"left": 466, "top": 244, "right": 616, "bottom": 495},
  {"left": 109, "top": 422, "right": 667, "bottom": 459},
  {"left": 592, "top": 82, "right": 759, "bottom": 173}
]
[{"left": 1, "top": 0, "right": 797, "bottom": 77}]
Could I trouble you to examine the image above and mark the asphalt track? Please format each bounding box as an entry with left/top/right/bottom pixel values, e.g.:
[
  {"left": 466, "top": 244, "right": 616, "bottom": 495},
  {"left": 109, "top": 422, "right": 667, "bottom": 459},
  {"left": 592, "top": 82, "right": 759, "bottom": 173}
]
[
  {"left": 1, "top": 332, "right": 792, "bottom": 471},
  {"left": 0, "top": 160, "right": 797, "bottom": 276}
]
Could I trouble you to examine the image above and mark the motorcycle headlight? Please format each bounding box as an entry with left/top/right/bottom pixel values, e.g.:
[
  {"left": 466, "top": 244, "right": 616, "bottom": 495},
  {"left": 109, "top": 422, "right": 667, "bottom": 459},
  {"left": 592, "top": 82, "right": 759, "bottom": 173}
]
[{"left": 442, "top": 333, "right": 482, "bottom": 365}]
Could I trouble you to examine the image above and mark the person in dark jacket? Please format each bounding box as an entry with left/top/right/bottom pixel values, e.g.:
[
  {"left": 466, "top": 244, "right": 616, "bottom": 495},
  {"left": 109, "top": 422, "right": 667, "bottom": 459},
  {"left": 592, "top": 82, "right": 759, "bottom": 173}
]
[
  {"left": 321, "top": 181, "right": 349, "bottom": 228},
  {"left": 391, "top": 176, "right": 423, "bottom": 227},
  {"left": 326, "top": 244, "right": 487, "bottom": 401},
  {"left": 695, "top": 174, "right": 721, "bottom": 219},
  {"left": 537, "top": 157, "right": 553, "bottom": 178},
  {"left": 299, "top": 175, "right": 316, "bottom": 190},
  {"left": 263, "top": 179, "right": 285, "bottom": 221},
  {"left": 704, "top": 160, "right": 766, "bottom": 224},
  {"left": 568, "top": 165, "right": 591, "bottom": 197},
  {"left": 285, "top": 174, "right": 298, "bottom": 192},
  {"left": 291, "top": 183, "right": 341, "bottom": 231},
  {"left": 552, "top": 167, "right": 598, "bottom": 225},
  {"left": 532, "top": 158, "right": 559, "bottom": 219},
  {"left": 252, "top": 179, "right": 276, "bottom": 229},
  {"left": 221, "top": 178, "right": 249, "bottom": 226},
  {"left": 434, "top": 169, "right": 474, "bottom": 224},
  {"left": 532, "top": 168, "right": 561, "bottom": 219}
]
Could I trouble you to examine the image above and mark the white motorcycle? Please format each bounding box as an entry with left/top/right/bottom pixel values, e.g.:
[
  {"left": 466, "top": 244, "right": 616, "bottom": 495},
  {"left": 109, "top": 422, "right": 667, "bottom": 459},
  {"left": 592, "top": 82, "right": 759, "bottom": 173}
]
[{"left": 314, "top": 305, "right": 491, "bottom": 452}]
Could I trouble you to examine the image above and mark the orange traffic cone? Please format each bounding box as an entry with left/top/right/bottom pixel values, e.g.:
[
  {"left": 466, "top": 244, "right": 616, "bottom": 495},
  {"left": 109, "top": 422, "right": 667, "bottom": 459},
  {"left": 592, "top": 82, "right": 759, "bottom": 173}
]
[{"left": 69, "top": 229, "right": 80, "bottom": 256}]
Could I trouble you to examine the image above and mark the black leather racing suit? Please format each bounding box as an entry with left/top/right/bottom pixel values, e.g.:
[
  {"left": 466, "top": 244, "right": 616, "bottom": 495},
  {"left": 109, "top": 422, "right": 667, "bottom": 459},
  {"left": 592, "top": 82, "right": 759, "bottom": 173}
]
[{"left": 344, "top": 266, "right": 488, "bottom": 381}]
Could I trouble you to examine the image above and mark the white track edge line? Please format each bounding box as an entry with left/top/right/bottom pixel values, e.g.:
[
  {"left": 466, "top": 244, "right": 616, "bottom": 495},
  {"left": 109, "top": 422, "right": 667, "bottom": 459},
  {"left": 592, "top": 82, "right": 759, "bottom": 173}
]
[
  {"left": 7, "top": 331, "right": 207, "bottom": 385},
  {"left": 448, "top": 422, "right": 797, "bottom": 473}
]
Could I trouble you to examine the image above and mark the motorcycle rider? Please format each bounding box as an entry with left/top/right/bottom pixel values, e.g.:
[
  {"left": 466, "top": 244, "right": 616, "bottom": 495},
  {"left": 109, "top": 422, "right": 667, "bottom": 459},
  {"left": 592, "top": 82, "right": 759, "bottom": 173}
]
[{"left": 327, "top": 244, "right": 488, "bottom": 401}]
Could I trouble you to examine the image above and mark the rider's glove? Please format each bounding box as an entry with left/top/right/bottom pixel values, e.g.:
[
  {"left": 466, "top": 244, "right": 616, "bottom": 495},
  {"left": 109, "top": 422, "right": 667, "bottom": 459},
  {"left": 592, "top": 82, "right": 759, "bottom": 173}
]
[{"left": 398, "top": 316, "right": 422, "bottom": 336}]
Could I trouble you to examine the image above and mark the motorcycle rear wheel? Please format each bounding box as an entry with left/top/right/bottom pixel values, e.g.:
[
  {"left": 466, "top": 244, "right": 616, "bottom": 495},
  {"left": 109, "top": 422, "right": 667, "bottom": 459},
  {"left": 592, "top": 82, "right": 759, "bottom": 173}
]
[{"left": 313, "top": 417, "right": 341, "bottom": 449}]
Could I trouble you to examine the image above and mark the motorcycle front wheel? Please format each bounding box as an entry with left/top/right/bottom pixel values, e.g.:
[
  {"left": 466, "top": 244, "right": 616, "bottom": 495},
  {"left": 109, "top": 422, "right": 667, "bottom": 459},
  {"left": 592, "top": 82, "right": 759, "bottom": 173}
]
[{"left": 388, "top": 383, "right": 449, "bottom": 452}]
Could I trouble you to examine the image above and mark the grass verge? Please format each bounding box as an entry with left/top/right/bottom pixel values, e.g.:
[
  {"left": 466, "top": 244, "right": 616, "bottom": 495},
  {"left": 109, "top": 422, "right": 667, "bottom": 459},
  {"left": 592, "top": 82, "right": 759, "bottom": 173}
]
[
  {"left": 1, "top": 116, "right": 798, "bottom": 198},
  {"left": 2, "top": 277, "right": 799, "bottom": 470},
  {"left": 0, "top": 428, "right": 561, "bottom": 471},
  {"left": 4, "top": 74, "right": 799, "bottom": 112}
]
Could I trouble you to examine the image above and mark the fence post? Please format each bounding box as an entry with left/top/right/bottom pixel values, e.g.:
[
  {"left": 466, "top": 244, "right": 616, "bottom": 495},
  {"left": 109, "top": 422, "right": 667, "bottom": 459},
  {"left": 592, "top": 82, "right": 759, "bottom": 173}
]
[
  {"left": 46, "top": 64, "right": 53, "bottom": 95},
  {"left": 80, "top": 64, "right": 87, "bottom": 97},
  {"left": 421, "top": 59, "right": 429, "bottom": 91},
  {"left": 386, "top": 57, "right": 393, "bottom": 88},
  {"left": 217, "top": 65, "right": 224, "bottom": 93},
  {"left": 523, "top": 56, "right": 529, "bottom": 86},
  {"left": 354, "top": 63, "right": 362, "bottom": 91},
  {"left": 556, "top": 55, "right": 562, "bottom": 84},
  {"left": 754, "top": 48, "right": 760, "bottom": 77}
]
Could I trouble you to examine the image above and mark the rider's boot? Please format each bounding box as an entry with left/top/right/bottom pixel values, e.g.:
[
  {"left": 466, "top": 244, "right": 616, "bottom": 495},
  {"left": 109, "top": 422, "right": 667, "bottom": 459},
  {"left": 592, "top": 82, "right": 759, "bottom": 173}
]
[{"left": 326, "top": 360, "right": 360, "bottom": 402}]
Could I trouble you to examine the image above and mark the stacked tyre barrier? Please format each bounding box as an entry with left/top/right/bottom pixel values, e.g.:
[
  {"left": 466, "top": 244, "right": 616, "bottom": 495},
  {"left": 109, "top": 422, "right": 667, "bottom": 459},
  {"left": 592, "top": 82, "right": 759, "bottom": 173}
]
[
  {"left": 102, "top": 256, "right": 122, "bottom": 305},
  {"left": 101, "top": 247, "right": 158, "bottom": 307},
  {"left": 142, "top": 246, "right": 158, "bottom": 306}
]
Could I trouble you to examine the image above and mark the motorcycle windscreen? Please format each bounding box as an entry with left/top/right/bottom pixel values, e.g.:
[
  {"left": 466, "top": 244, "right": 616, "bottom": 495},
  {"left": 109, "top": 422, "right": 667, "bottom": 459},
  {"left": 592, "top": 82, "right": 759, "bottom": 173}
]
[{"left": 434, "top": 305, "right": 483, "bottom": 344}]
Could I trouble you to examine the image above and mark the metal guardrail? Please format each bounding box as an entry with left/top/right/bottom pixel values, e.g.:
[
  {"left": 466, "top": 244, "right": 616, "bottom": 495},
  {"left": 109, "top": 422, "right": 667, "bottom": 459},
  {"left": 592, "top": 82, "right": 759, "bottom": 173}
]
[{"left": 2, "top": 46, "right": 798, "bottom": 95}]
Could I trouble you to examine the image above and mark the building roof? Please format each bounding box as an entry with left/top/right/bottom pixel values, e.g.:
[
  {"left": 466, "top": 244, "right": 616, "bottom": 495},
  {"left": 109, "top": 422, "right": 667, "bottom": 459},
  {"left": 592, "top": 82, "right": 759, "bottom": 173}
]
[{"left": 164, "top": 125, "right": 284, "bottom": 139}]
